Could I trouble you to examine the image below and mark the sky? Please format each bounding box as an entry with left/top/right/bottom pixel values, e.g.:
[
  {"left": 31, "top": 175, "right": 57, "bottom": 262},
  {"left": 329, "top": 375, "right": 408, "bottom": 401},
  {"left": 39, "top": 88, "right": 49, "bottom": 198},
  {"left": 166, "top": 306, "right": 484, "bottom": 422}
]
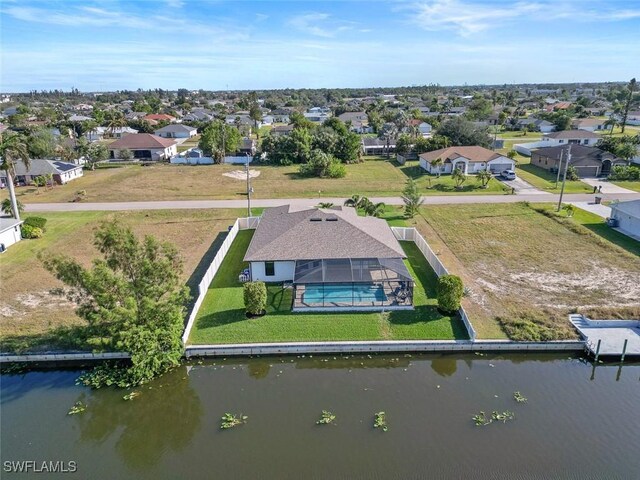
[{"left": 1, "top": 0, "right": 639, "bottom": 92}]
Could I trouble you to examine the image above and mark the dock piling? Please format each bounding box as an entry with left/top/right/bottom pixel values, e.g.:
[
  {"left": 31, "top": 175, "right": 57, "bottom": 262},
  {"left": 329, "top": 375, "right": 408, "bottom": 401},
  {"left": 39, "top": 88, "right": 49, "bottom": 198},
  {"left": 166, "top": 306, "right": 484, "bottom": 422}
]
[
  {"left": 594, "top": 339, "right": 601, "bottom": 362},
  {"left": 620, "top": 339, "right": 628, "bottom": 363}
]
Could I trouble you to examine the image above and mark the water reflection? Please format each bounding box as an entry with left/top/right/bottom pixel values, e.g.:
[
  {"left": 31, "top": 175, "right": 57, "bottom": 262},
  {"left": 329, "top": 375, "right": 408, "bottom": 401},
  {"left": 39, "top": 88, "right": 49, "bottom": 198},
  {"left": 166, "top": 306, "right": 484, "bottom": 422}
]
[
  {"left": 75, "top": 364, "right": 202, "bottom": 470},
  {"left": 430, "top": 356, "right": 457, "bottom": 377}
]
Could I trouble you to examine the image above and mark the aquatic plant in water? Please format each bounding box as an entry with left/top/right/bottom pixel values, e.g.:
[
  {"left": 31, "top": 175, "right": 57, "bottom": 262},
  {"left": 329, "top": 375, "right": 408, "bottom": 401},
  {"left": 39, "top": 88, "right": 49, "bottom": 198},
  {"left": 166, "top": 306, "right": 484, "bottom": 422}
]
[
  {"left": 374, "top": 412, "right": 388, "bottom": 432},
  {"left": 220, "top": 413, "right": 248, "bottom": 429},
  {"left": 68, "top": 402, "right": 86, "bottom": 415},
  {"left": 316, "top": 410, "right": 336, "bottom": 425},
  {"left": 491, "top": 411, "right": 515, "bottom": 423},
  {"left": 472, "top": 411, "right": 492, "bottom": 426},
  {"left": 123, "top": 391, "right": 141, "bottom": 401},
  {"left": 513, "top": 391, "right": 527, "bottom": 403}
]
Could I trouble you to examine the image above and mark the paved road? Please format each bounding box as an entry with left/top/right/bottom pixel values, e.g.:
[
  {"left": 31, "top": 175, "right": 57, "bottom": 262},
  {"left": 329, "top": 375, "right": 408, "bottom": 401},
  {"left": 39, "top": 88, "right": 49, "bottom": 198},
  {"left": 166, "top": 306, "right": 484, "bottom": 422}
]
[{"left": 23, "top": 192, "right": 640, "bottom": 212}]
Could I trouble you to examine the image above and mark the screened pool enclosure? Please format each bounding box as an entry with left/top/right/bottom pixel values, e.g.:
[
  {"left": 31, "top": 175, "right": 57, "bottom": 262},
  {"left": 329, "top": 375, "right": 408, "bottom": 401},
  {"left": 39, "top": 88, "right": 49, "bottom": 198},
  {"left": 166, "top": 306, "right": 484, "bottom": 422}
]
[{"left": 292, "top": 258, "right": 414, "bottom": 310}]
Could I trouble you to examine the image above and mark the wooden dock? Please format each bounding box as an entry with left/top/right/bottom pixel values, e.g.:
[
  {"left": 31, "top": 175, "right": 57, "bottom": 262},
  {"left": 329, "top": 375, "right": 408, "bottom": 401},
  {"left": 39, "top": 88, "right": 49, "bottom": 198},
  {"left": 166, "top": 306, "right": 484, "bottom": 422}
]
[{"left": 570, "top": 314, "right": 640, "bottom": 359}]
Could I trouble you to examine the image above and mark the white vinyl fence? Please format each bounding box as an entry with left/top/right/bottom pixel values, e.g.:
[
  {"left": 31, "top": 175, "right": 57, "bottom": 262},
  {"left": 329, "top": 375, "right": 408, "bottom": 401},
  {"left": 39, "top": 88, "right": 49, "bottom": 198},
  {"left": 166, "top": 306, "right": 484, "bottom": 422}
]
[
  {"left": 181, "top": 216, "right": 260, "bottom": 344},
  {"left": 392, "top": 227, "right": 477, "bottom": 340}
]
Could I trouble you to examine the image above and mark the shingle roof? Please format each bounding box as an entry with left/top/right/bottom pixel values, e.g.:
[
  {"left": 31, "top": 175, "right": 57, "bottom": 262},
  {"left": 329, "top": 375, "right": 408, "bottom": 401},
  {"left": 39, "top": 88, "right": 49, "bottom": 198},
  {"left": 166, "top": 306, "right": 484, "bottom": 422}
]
[
  {"left": 108, "top": 133, "right": 177, "bottom": 149},
  {"left": 0, "top": 217, "right": 23, "bottom": 233},
  {"left": 244, "top": 206, "right": 406, "bottom": 262},
  {"left": 0, "top": 159, "right": 81, "bottom": 177},
  {"left": 611, "top": 199, "right": 640, "bottom": 218},
  {"left": 532, "top": 144, "right": 618, "bottom": 163},
  {"left": 154, "top": 124, "right": 196, "bottom": 134},
  {"left": 546, "top": 129, "right": 598, "bottom": 139},
  {"left": 419, "top": 146, "right": 503, "bottom": 163}
]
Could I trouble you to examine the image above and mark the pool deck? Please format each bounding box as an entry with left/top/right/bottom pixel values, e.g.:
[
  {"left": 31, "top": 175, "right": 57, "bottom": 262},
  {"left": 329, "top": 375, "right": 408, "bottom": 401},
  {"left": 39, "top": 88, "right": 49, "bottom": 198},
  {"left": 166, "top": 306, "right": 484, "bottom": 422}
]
[{"left": 570, "top": 314, "right": 640, "bottom": 357}]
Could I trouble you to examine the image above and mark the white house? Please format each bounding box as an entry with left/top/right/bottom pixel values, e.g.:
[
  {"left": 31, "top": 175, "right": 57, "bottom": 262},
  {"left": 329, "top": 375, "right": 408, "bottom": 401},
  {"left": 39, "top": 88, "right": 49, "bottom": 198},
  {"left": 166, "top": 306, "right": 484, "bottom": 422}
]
[
  {"left": 0, "top": 159, "right": 83, "bottom": 186},
  {"left": 419, "top": 146, "right": 515, "bottom": 175},
  {"left": 0, "top": 217, "right": 23, "bottom": 252},
  {"left": 571, "top": 118, "right": 607, "bottom": 132},
  {"left": 514, "top": 129, "right": 600, "bottom": 156},
  {"left": 85, "top": 126, "right": 138, "bottom": 142},
  {"left": 244, "top": 205, "right": 414, "bottom": 312},
  {"left": 609, "top": 200, "right": 640, "bottom": 239},
  {"left": 108, "top": 133, "right": 178, "bottom": 161},
  {"left": 154, "top": 124, "right": 197, "bottom": 139}
]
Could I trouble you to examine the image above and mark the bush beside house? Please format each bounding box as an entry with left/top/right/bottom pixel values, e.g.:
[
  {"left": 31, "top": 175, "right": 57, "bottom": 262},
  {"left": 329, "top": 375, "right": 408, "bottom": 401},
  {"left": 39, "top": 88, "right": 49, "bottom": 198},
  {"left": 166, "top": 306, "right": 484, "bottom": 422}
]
[{"left": 243, "top": 281, "right": 267, "bottom": 316}]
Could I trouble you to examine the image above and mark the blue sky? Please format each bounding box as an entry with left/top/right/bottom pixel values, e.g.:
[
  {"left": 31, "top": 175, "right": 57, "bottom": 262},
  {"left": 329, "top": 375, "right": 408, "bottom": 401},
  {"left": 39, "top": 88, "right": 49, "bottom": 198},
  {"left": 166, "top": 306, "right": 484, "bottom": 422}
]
[{"left": 1, "top": 0, "right": 639, "bottom": 92}]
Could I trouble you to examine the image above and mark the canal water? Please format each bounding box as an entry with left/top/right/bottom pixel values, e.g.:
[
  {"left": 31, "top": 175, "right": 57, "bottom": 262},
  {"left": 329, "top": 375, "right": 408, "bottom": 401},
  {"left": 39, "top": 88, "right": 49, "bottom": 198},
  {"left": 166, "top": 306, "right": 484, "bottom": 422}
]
[{"left": 1, "top": 353, "right": 639, "bottom": 479}]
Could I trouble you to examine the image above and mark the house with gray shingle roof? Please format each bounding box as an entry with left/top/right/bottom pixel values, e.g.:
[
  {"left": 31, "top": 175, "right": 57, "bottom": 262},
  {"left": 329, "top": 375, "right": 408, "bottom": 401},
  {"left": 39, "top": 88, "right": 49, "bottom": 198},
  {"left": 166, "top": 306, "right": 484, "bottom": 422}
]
[
  {"left": 0, "top": 159, "right": 83, "bottom": 187},
  {"left": 154, "top": 124, "right": 197, "bottom": 139},
  {"left": 244, "top": 205, "right": 414, "bottom": 311}
]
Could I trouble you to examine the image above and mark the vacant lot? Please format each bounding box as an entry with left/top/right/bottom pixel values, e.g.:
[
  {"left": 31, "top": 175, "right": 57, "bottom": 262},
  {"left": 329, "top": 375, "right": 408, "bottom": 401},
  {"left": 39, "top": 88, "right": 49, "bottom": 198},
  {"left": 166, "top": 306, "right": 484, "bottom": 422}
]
[
  {"left": 189, "top": 230, "right": 467, "bottom": 344},
  {"left": 610, "top": 180, "right": 640, "bottom": 192},
  {"left": 416, "top": 203, "right": 640, "bottom": 340},
  {"left": 0, "top": 209, "right": 244, "bottom": 352},
  {"left": 8, "top": 157, "right": 508, "bottom": 204}
]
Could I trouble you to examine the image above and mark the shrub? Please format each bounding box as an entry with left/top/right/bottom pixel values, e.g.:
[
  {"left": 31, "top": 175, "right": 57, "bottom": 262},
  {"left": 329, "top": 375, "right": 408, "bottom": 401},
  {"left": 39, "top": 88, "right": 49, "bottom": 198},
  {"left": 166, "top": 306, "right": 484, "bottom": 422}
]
[
  {"left": 243, "top": 281, "right": 267, "bottom": 316},
  {"left": 21, "top": 224, "right": 43, "bottom": 239},
  {"left": 566, "top": 165, "right": 579, "bottom": 181},
  {"left": 23, "top": 216, "right": 47, "bottom": 231},
  {"left": 437, "top": 275, "right": 464, "bottom": 312},
  {"left": 608, "top": 165, "right": 640, "bottom": 181}
]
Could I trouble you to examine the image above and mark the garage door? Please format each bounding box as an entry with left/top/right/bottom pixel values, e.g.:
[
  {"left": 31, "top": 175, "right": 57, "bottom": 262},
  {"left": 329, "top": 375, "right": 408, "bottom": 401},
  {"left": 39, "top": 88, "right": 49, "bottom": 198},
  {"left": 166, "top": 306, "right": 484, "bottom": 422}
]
[
  {"left": 489, "top": 163, "right": 512, "bottom": 173},
  {"left": 574, "top": 166, "right": 599, "bottom": 177}
]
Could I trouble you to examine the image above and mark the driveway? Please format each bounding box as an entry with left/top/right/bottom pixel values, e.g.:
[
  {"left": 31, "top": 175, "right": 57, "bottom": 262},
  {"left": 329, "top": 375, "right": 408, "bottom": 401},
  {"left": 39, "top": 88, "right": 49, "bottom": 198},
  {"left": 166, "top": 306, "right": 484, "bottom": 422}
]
[
  {"left": 496, "top": 176, "right": 550, "bottom": 195},
  {"left": 581, "top": 177, "right": 637, "bottom": 194},
  {"left": 569, "top": 201, "right": 612, "bottom": 219}
]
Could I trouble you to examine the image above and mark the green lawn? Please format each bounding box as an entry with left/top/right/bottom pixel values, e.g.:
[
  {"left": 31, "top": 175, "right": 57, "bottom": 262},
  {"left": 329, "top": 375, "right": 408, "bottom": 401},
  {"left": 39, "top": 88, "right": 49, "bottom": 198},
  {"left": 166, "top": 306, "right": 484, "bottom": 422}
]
[
  {"left": 610, "top": 180, "right": 640, "bottom": 192},
  {"left": 515, "top": 163, "right": 593, "bottom": 193},
  {"left": 189, "top": 230, "right": 467, "bottom": 344},
  {"left": 570, "top": 207, "right": 640, "bottom": 256},
  {"left": 398, "top": 161, "right": 510, "bottom": 195}
]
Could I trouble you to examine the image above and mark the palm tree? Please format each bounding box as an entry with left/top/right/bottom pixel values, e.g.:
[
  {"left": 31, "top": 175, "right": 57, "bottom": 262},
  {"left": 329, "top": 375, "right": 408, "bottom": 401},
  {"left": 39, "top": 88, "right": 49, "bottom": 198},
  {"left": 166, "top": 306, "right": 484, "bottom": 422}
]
[
  {"left": 621, "top": 78, "right": 637, "bottom": 133},
  {"left": 363, "top": 200, "right": 386, "bottom": 218},
  {"left": 604, "top": 117, "right": 617, "bottom": 136},
  {"left": 344, "top": 194, "right": 364, "bottom": 208},
  {"left": 476, "top": 169, "right": 493, "bottom": 189},
  {"left": 1, "top": 198, "right": 24, "bottom": 217},
  {"left": 105, "top": 110, "right": 127, "bottom": 137},
  {"left": 0, "top": 132, "right": 30, "bottom": 220},
  {"left": 452, "top": 168, "right": 466, "bottom": 189},
  {"left": 317, "top": 202, "right": 334, "bottom": 209},
  {"left": 429, "top": 158, "right": 444, "bottom": 177}
]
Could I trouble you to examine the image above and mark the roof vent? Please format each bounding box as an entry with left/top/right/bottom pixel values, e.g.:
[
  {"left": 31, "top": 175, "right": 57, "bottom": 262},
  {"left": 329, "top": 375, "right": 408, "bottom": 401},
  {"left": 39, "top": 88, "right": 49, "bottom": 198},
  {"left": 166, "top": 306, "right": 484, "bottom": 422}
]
[
  {"left": 326, "top": 216, "right": 338, "bottom": 222},
  {"left": 310, "top": 218, "right": 322, "bottom": 222}
]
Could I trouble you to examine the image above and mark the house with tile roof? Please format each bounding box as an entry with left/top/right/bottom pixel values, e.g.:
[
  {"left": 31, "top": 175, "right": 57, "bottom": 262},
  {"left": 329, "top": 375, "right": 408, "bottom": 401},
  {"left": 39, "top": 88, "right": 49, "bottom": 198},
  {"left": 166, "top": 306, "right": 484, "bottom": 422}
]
[
  {"left": 244, "top": 205, "right": 414, "bottom": 311},
  {"left": 419, "top": 146, "right": 515, "bottom": 175},
  {"left": 108, "top": 133, "right": 177, "bottom": 161}
]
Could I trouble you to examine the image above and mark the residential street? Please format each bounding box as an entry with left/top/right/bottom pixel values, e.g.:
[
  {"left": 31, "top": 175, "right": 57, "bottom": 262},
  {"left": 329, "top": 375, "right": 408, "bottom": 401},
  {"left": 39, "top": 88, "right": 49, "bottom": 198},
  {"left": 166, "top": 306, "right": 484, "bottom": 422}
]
[{"left": 23, "top": 192, "right": 640, "bottom": 212}]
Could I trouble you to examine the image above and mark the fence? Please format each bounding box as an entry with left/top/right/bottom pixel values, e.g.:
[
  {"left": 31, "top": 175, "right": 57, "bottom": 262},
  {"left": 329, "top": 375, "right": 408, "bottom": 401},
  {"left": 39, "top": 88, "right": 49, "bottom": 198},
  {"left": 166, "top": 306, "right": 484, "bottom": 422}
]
[
  {"left": 0, "top": 352, "right": 129, "bottom": 363},
  {"left": 392, "top": 226, "right": 477, "bottom": 340},
  {"left": 181, "top": 216, "right": 261, "bottom": 344}
]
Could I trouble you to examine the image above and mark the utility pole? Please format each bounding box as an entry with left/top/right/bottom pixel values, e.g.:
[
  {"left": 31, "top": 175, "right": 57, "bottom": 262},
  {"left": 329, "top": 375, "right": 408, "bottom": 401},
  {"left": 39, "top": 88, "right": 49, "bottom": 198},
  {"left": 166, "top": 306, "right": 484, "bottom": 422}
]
[
  {"left": 245, "top": 154, "right": 253, "bottom": 217},
  {"left": 557, "top": 145, "right": 571, "bottom": 212},
  {"left": 555, "top": 149, "right": 564, "bottom": 188}
]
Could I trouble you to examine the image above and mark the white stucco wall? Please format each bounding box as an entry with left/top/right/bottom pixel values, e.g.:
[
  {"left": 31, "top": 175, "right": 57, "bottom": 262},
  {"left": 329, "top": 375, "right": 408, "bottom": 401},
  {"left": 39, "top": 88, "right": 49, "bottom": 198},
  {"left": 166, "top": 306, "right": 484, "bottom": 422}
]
[
  {"left": 59, "top": 168, "right": 83, "bottom": 184},
  {"left": 611, "top": 208, "right": 640, "bottom": 237},
  {"left": 250, "top": 261, "right": 296, "bottom": 282},
  {"left": 0, "top": 225, "right": 22, "bottom": 250}
]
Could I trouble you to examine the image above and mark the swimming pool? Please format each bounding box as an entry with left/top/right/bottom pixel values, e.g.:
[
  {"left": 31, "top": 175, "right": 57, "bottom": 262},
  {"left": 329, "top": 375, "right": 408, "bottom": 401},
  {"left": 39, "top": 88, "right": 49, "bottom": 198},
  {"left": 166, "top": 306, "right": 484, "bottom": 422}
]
[{"left": 302, "top": 283, "right": 387, "bottom": 304}]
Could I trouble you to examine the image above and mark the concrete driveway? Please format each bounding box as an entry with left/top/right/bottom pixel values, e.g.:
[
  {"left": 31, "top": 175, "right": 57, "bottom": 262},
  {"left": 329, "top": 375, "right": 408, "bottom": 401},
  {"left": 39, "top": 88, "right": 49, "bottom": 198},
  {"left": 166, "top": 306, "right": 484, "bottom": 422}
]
[
  {"left": 496, "top": 176, "right": 550, "bottom": 195},
  {"left": 581, "top": 177, "right": 637, "bottom": 194}
]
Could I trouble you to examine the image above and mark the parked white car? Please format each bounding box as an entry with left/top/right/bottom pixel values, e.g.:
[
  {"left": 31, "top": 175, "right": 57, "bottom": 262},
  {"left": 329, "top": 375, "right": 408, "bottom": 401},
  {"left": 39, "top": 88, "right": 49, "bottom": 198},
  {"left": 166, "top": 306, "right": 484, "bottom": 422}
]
[{"left": 501, "top": 169, "right": 517, "bottom": 180}]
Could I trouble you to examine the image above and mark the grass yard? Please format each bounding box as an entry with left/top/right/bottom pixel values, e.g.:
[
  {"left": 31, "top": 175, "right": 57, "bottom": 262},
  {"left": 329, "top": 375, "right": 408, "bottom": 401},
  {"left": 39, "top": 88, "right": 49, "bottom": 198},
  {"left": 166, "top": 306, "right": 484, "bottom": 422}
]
[
  {"left": 416, "top": 203, "right": 640, "bottom": 341},
  {"left": 398, "top": 161, "right": 510, "bottom": 195},
  {"left": 609, "top": 180, "right": 640, "bottom": 192},
  {"left": 189, "top": 230, "right": 467, "bottom": 344},
  {"left": 0, "top": 208, "right": 246, "bottom": 353},
  {"left": 8, "top": 157, "right": 508, "bottom": 205},
  {"left": 568, "top": 207, "right": 640, "bottom": 257}
]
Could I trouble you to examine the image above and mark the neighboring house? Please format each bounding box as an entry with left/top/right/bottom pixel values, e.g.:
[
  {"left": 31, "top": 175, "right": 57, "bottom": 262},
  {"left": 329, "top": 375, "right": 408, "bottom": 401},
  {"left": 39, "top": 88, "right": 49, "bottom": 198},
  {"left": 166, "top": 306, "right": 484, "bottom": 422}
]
[
  {"left": 419, "top": 146, "right": 515, "bottom": 175},
  {"left": 225, "top": 114, "right": 253, "bottom": 127},
  {"left": 362, "top": 137, "right": 396, "bottom": 155},
  {"left": 238, "top": 137, "right": 256, "bottom": 156},
  {"left": 406, "top": 119, "right": 432, "bottom": 137},
  {"left": 0, "top": 159, "right": 83, "bottom": 186},
  {"left": 544, "top": 101, "right": 571, "bottom": 112},
  {"left": 540, "top": 130, "right": 599, "bottom": 147},
  {"left": 571, "top": 118, "right": 607, "bottom": 132},
  {"left": 338, "top": 111, "right": 368, "bottom": 123},
  {"left": 531, "top": 145, "right": 625, "bottom": 177},
  {"left": 144, "top": 113, "right": 176, "bottom": 123},
  {"left": 68, "top": 114, "right": 92, "bottom": 122},
  {"left": 154, "top": 124, "right": 197, "bottom": 139},
  {"left": 0, "top": 217, "right": 23, "bottom": 252},
  {"left": 304, "top": 107, "right": 331, "bottom": 123},
  {"left": 108, "top": 133, "right": 177, "bottom": 161},
  {"left": 270, "top": 125, "right": 295, "bottom": 137},
  {"left": 85, "top": 126, "right": 138, "bottom": 142},
  {"left": 609, "top": 200, "right": 640, "bottom": 238},
  {"left": 183, "top": 110, "right": 214, "bottom": 122},
  {"left": 625, "top": 111, "right": 640, "bottom": 126},
  {"left": 516, "top": 118, "right": 555, "bottom": 133},
  {"left": 244, "top": 205, "right": 414, "bottom": 311}
]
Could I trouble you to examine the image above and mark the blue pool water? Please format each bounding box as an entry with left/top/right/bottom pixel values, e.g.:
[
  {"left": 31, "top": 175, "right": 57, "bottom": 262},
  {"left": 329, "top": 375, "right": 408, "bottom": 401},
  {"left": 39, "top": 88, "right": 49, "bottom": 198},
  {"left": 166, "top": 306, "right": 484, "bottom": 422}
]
[{"left": 303, "top": 283, "right": 387, "bottom": 304}]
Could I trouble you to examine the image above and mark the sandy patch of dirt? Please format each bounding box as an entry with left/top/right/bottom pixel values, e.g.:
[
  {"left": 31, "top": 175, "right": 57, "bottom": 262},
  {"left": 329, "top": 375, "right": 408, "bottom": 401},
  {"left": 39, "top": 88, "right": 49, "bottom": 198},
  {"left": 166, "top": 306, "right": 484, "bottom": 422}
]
[{"left": 222, "top": 169, "right": 261, "bottom": 180}]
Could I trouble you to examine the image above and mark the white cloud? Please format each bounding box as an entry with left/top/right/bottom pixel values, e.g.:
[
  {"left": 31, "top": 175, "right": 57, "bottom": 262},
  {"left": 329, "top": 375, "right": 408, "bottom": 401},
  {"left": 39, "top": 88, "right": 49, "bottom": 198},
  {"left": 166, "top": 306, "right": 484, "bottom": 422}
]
[
  {"left": 288, "top": 12, "right": 335, "bottom": 37},
  {"left": 407, "top": 0, "right": 640, "bottom": 36},
  {"left": 165, "top": 0, "right": 185, "bottom": 7}
]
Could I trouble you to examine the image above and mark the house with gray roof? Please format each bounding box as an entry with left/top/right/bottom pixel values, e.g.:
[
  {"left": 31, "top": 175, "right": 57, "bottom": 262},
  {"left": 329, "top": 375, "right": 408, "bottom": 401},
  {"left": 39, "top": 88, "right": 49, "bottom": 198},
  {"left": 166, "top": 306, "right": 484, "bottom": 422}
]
[
  {"left": 244, "top": 205, "right": 414, "bottom": 311},
  {"left": 154, "top": 124, "right": 197, "bottom": 139},
  {"left": 0, "top": 159, "right": 83, "bottom": 187}
]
